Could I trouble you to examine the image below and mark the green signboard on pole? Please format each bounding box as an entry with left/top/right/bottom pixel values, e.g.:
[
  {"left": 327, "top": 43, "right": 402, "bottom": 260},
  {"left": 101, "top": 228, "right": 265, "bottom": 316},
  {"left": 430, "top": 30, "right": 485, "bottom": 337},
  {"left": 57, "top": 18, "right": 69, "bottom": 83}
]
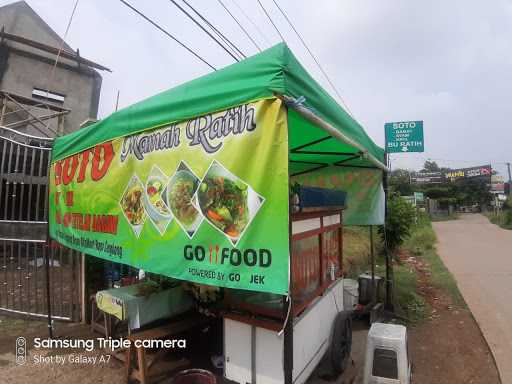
[
  {"left": 414, "top": 192, "right": 424, "bottom": 202},
  {"left": 385, "top": 121, "right": 424, "bottom": 153}
]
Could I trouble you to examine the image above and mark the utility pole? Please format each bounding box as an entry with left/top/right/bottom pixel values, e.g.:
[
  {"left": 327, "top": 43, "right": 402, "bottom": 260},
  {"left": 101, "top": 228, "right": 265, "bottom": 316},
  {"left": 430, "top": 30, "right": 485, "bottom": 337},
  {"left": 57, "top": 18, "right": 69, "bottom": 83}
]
[{"left": 506, "top": 162, "right": 512, "bottom": 183}]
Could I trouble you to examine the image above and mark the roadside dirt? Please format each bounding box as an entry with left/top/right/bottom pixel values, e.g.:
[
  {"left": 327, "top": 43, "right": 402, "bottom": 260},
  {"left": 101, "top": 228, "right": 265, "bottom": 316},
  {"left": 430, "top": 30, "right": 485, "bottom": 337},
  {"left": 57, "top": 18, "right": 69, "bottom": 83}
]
[
  {"left": 401, "top": 254, "right": 501, "bottom": 384},
  {"left": 0, "top": 250, "right": 502, "bottom": 384}
]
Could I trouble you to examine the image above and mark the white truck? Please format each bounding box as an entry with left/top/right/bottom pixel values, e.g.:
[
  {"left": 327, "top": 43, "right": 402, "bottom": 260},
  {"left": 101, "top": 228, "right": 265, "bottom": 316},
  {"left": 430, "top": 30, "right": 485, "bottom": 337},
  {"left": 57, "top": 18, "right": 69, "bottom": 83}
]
[{"left": 223, "top": 209, "right": 353, "bottom": 384}]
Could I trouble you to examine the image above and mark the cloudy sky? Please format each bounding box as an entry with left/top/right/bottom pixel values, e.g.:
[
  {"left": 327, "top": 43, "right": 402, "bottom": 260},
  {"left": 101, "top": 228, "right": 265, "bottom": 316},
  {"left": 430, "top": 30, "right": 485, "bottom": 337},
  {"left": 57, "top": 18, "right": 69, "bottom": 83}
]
[{"left": 11, "top": 0, "right": 512, "bottom": 175}]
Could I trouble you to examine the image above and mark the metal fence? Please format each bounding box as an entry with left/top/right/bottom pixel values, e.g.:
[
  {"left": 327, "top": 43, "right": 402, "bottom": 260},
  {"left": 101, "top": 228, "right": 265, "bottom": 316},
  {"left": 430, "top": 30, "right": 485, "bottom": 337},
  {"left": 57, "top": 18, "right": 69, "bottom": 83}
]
[
  {"left": 0, "top": 126, "right": 80, "bottom": 321},
  {"left": 0, "top": 135, "right": 50, "bottom": 222},
  {"left": 0, "top": 239, "right": 80, "bottom": 320}
]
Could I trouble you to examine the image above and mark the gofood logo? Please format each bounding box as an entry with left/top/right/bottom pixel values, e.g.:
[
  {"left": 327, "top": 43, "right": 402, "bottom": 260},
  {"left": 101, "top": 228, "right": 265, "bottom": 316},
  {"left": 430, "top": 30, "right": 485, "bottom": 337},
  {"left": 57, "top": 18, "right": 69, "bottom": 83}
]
[{"left": 184, "top": 244, "right": 271, "bottom": 267}]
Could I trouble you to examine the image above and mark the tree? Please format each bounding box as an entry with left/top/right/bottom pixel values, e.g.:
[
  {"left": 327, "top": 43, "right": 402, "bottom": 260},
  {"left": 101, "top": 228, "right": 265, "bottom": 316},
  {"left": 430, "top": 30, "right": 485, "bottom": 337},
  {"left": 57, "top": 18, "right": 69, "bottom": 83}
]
[
  {"left": 422, "top": 183, "right": 459, "bottom": 208},
  {"left": 420, "top": 160, "right": 450, "bottom": 174},
  {"left": 389, "top": 169, "right": 413, "bottom": 196},
  {"left": 421, "top": 160, "right": 440, "bottom": 173},
  {"left": 456, "top": 179, "right": 492, "bottom": 206}
]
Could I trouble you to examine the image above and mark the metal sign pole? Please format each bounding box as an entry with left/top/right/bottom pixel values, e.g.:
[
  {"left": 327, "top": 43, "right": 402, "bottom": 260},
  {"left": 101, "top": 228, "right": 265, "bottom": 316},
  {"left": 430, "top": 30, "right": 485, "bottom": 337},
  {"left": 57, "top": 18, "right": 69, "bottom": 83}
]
[
  {"left": 383, "top": 152, "right": 392, "bottom": 311},
  {"left": 505, "top": 162, "right": 512, "bottom": 196},
  {"left": 383, "top": 125, "right": 393, "bottom": 312}
]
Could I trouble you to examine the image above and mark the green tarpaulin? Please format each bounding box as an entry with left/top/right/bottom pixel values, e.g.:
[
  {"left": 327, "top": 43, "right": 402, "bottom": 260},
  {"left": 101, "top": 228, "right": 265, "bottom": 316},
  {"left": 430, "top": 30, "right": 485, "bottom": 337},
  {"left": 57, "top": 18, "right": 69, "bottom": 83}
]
[
  {"left": 49, "top": 43, "right": 385, "bottom": 294},
  {"left": 52, "top": 43, "right": 384, "bottom": 171}
]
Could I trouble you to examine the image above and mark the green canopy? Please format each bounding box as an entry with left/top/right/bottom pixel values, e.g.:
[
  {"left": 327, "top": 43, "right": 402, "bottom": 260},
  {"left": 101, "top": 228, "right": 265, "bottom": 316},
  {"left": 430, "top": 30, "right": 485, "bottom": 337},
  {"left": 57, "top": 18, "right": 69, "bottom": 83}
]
[
  {"left": 52, "top": 43, "right": 384, "bottom": 173},
  {"left": 48, "top": 44, "right": 385, "bottom": 294}
]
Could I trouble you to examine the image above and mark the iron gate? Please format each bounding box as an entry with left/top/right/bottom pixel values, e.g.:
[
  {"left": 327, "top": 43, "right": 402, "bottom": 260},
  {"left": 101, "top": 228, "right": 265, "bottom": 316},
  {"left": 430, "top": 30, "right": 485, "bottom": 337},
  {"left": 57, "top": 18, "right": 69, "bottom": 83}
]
[{"left": 0, "top": 126, "right": 81, "bottom": 320}]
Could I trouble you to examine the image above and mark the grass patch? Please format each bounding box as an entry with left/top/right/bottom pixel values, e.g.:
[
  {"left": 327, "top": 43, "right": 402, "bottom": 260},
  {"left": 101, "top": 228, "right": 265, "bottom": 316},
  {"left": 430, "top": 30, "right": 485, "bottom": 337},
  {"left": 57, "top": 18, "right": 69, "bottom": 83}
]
[
  {"left": 342, "top": 215, "right": 466, "bottom": 324},
  {"left": 485, "top": 211, "right": 512, "bottom": 230},
  {"left": 430, "top": 213, "right": 459, "bottom": 222},
  {"left": 373, "top": 257, "right": 427, "bottom": 323},
  {"left": 393, "top": 263, "right": 427, "bottom": 322},
  {"left": 404, "top": 214, "right": 466, "bottom": 308},
  {"left": 343, "top": 226, "right": 372, "bottom": 278}
]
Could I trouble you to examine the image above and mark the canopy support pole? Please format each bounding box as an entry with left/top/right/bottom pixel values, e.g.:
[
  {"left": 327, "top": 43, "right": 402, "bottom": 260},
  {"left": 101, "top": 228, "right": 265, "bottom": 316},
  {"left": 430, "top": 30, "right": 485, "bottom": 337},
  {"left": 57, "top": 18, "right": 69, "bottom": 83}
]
[
  {"left": 45, "top": 159, "right": 53, "bottom": 338},
  {"left": 370, "top": 225, "right": 376, "bottom": 303},
  {"left": 281, "top": 95, "right": 389, "bottom": 172}
]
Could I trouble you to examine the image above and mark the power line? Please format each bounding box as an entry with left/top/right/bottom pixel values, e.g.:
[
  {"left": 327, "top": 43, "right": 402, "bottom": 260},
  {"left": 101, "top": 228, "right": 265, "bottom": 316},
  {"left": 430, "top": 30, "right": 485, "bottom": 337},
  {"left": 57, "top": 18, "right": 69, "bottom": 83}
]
[
  {"left": 45, "top": 0, "right": 79, "bottom": 93},
  {"left": 41, "top": 0, "right": 80, "bottom": 136},
  {"left": 231, "top": 0, "right": 272, "bottom": 47},
  {"left": 167, "top": 0, "right": 240, "bottom": 62},
  {"left": 119, "top": 0, "right": 216, "bottom": 70},
  {"left": 216, "top": 0, "right": 261, "bottom": 52},
  {"left": 181, "top": 0, "right": 246, "bottom": 60},
  {"left": 256, "top": 0, "right": 285, "bottom": 42},
  {"left": 271, "top": 0, "right": 354, "bottom": 117}
]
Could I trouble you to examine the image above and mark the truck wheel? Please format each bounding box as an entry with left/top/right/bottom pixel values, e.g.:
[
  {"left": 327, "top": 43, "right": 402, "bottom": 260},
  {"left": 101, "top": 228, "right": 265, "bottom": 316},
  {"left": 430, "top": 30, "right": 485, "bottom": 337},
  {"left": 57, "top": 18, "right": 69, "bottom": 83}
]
[{"left": 329, "top": 311, "right": 352, "bottom": 376}]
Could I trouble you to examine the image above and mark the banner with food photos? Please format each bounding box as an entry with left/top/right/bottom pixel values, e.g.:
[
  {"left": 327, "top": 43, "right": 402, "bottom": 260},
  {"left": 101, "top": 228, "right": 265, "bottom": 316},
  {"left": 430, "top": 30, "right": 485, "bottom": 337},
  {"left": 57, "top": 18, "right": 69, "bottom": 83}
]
[{"left": 49, "top": 98, "right": 290, "bottom": 294}]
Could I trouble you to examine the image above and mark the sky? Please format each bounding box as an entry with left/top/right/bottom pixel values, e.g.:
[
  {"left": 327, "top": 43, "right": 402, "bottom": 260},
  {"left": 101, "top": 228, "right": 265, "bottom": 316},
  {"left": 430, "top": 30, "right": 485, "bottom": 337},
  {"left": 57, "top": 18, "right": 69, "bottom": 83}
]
[{"left": 10, "top": 0, "right": 512, "bottom": 176}]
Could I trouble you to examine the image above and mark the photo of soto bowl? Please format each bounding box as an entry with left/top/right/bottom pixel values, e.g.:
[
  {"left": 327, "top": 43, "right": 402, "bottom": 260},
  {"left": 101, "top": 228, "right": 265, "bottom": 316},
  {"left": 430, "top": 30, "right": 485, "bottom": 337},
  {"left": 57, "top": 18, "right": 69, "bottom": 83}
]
[
  {"left": 122, "top": 183, "right": 145, "bottom": 225},
  {"left": 196, "top": 161, "right": 263, "bottom": 242},
  {"left": 120, "top": 174, "right": 147, "bottom": 237},
  {"left": 144, "top": 175, "right": 172, "bottom": 222},
  {"left": 167, "top": 169, "right": 202, "bottom": 233}
]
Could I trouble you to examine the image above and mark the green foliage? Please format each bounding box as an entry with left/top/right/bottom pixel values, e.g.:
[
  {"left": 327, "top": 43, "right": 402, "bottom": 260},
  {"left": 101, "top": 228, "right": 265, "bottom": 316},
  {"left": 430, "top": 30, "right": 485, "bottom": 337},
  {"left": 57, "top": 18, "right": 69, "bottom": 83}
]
[
  {"left": 456, "top": 179, "right": 492, "bottom": 206},
  {"left": 379, "top": 194, "right": 416, "bottom": 253},
  {"left": 505, "top": 211, "right": 512, "bottom": 229},
  {"left": 392, "top": 263, "right": 426, "bottom": 323},
  {"left": 504, "top": 195, "right": 512, "bottom": 210},
  {"left": 420, "top": 160, "right": 450, "bottom": 173},
  {"left": 421, "top": 160, "right": 441, "bottom": 172},
  {"left": 487, "top": 196, "right": 512, "bottom": 229},
  {"left": 493, "top": 210, "right": 512, "bottom": 229},
  {"left": 389, "top": 169, "right": 413, "bottom": 196},
  {"left": 423, "top": 185, "right": 455, "bottom": 199},
  {"left": 404, "top": 214, "right": 465, "bottom": 307}
]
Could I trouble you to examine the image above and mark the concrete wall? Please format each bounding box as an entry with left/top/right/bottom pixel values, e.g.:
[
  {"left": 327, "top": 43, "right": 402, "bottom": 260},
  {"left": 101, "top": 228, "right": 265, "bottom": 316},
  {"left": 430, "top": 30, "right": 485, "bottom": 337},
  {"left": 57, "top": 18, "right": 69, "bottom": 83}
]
[
  {"left": 0, "top": 1, "right": 102, "bottom": 136},
  {"left": 0, "top": 49, "right": 102, "bottom": 135}
]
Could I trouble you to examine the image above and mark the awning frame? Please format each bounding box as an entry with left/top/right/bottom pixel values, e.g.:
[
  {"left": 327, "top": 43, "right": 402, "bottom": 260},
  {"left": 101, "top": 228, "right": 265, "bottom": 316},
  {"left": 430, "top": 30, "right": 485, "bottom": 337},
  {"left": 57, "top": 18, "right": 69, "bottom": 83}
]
[{"left": 282, "top": 95, "right": 389, "bottom": 173}]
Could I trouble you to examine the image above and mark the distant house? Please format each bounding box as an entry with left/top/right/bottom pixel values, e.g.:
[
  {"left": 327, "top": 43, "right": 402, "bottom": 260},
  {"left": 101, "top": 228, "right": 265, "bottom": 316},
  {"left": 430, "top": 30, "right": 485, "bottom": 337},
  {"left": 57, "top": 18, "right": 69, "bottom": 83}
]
[{"left": 0, "top": 0, "right": 109, "bottom": 136}]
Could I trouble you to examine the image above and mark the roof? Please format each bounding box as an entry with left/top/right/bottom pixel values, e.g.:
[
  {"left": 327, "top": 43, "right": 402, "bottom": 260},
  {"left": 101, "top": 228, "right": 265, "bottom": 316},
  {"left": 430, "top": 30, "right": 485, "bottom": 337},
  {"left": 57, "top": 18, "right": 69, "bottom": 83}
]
[
  {"left": 0, "top": 1, "right": 110, "bottom": 72},
  {"left": 0, "top": 1, "right": 73, "bottom": 51},
  {"left": 51, "top": 43, "right": 384, "bottom": 169}
]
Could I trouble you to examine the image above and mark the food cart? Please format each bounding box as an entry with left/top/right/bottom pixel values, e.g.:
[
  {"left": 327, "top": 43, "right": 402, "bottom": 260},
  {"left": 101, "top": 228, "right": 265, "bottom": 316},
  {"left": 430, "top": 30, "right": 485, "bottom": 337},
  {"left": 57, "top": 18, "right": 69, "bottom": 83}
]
[{"left": 49, "top": 43, "right": 386, "bottom": 383}]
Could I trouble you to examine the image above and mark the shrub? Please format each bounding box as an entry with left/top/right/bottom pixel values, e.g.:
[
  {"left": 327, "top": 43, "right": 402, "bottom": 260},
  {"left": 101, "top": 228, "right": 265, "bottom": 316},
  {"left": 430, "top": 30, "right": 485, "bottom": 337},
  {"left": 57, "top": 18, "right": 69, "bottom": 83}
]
[
  {"left": 505, "top": 210, "right": 512, "bottom": 226},
  {"left": 379, "top": 194, "right": 416, "bottom": 253},
  {"left": 504, "top": 195, "right": 512, "bottom": 211}
]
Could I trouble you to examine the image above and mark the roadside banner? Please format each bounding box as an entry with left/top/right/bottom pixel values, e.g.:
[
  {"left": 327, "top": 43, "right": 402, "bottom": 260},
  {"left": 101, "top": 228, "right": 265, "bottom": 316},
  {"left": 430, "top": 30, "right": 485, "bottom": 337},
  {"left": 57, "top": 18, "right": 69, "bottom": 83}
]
[
  {"left": 411, "top": 171, "right": 443, "bottom": 184},
  {"left": 443, "top": 165, "right": 491, "bottom": 182},
  {"left": 49, "top": 99, "right": 290, "bottom": 294}
]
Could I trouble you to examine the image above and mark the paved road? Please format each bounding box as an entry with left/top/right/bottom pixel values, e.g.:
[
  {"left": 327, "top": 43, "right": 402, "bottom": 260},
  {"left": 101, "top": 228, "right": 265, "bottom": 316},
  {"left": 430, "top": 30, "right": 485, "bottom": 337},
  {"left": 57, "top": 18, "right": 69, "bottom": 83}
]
[{"left": 433, "top": 214, "right": 512, "bottom": 383}]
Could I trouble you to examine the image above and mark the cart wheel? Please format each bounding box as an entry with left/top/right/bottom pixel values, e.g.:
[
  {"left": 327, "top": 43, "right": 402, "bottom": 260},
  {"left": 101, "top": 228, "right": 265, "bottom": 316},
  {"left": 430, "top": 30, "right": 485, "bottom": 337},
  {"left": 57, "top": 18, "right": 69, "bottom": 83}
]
[{"left": 329, "top": 311, "right": 352, "bottom": 376}]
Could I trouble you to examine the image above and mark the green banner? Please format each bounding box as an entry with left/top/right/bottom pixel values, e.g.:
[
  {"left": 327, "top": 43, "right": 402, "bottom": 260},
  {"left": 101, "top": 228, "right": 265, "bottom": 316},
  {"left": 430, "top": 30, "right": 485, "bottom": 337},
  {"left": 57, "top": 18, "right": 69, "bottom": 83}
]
[
  {"left": 292, "top": 166, "right": 384, "bottom": 225},
  {"left": 49, "top": 99, "right": 290, "bottom": 294}
]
